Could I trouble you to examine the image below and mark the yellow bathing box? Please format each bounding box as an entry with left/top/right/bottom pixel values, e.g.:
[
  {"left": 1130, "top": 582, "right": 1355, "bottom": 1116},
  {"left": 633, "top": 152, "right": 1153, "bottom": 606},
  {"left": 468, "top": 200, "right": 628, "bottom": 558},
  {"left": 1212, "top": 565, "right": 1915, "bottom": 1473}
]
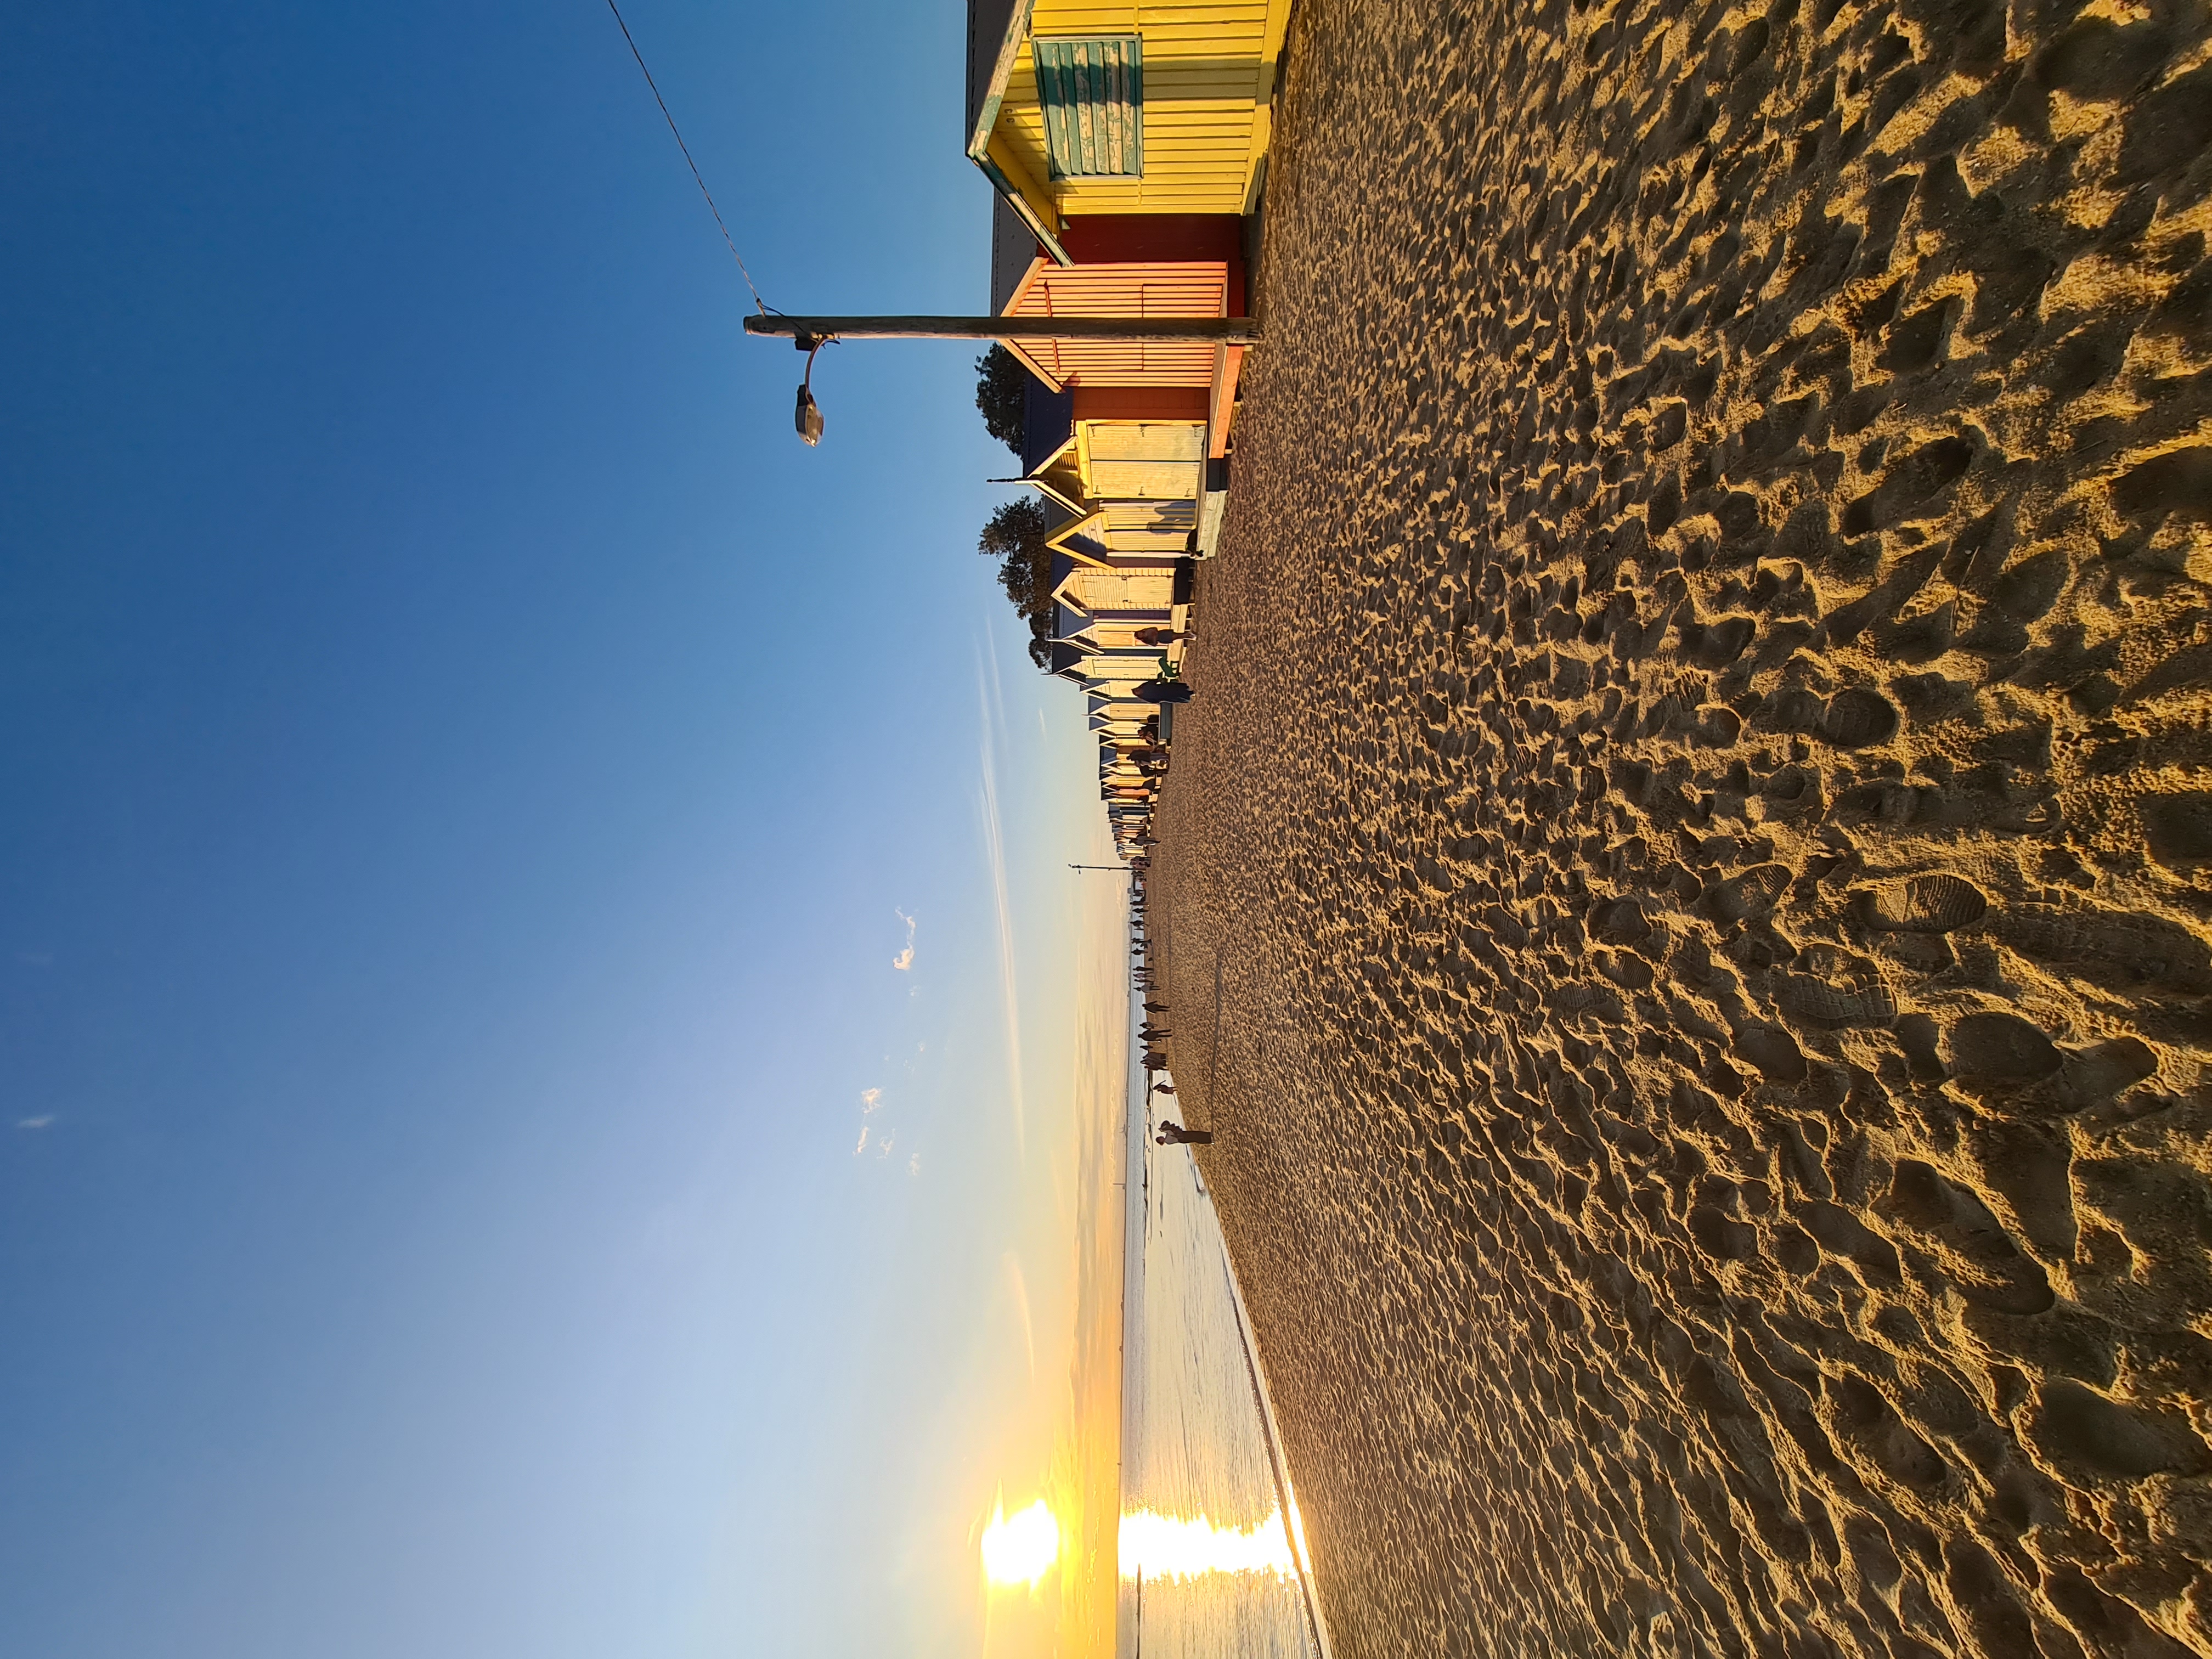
[{"left": 964, "top": 1, "right": 1294, "bottom": 262}]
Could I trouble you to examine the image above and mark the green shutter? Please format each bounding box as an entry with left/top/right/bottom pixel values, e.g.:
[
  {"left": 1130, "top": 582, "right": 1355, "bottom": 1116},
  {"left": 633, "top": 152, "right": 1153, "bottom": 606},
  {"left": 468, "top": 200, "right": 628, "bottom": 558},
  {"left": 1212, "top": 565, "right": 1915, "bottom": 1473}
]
[{"left": 1032, "top": 36, "right": 1142, "bottom": 179}]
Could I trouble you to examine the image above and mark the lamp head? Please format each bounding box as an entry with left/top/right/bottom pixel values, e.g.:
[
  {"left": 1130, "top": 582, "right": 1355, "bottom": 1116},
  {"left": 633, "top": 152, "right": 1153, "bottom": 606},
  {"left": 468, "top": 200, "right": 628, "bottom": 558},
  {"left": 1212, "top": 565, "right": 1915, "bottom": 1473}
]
[{"left": 792, "top": 334, "right": 830, "bottom": 445}]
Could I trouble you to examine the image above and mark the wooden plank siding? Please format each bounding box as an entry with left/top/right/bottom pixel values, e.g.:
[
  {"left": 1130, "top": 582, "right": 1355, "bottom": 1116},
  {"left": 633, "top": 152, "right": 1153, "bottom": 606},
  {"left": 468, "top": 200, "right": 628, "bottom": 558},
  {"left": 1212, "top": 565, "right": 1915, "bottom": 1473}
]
[
  {"left": 1098, "top": 501, "right": 1196, "bottom": 551},
  {"left": 1205, "top": 341, "right": 1245, "bottom": 458},
  {"left": 1074, "top": 620, "right": 1169, "bottom": 650},
  {"left": 1000, "top": 261, "right": 1229, "bottom": 388},
  {"left": 1071, "top": 385, "right": 1210, "bottom": 421},
  {"left": 1079, "top": 419, "right": 1207, "bottom": 500},
  {"left": 969, "top": 0, "right": 1294, "bottom": 236},
  {"left": 1060, "top": 571, "right": 1179, "bottom": 613},
  {"left": 1101, "top": 500, "right": 1197, "bottom": 533},
  {"left": 1049, "top": 502, "right": 1195, "bottom": 563},
  {"left": 1032, "top": 35, "right": 1143, "bottom": 177}
]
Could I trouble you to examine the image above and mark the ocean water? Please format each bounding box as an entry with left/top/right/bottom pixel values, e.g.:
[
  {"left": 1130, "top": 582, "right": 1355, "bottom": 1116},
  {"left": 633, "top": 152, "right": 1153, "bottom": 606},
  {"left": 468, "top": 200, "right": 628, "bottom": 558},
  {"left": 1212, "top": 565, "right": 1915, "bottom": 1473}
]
[{"left": 1117, "top": 1081, "right": 1323, "bottom": 1659}]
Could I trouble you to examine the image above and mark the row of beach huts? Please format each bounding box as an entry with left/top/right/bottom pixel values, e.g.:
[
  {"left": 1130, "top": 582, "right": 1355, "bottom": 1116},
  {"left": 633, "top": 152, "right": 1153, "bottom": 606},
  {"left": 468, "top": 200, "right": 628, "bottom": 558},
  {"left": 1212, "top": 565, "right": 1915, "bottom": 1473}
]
[{"left": 963, "top": 0, "right": 1292, "bottom": 860}]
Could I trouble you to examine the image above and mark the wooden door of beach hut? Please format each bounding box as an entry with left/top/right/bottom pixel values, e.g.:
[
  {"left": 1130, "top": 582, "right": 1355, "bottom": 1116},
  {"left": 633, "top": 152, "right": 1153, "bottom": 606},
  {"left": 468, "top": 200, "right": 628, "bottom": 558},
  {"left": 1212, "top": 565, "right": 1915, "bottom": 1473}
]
[
  {"left": 1099, "top": 500, "right": 1198, "bottom": 551},
  {"left": 1059, "top": 565, "right": 1179, "bottom": 615},
  {"left": 1080, "top": 421, "right": 1205, "bottom": 499}
]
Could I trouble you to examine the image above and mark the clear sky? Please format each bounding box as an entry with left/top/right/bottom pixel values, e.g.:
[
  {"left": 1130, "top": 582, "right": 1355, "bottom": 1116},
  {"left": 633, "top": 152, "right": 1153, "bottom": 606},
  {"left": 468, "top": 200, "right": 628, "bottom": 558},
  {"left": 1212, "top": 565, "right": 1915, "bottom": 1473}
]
[{"left": 0, "top": 3, "right": 1125, "bottom": 1654}]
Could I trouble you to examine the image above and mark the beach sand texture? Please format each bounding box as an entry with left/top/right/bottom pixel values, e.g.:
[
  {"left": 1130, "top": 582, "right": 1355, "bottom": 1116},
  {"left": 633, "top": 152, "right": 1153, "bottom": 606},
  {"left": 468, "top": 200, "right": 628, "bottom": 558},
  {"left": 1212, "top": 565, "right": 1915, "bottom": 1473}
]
[{"left": 1150, "top": 0, "right": 2212, "bottom": 1654}]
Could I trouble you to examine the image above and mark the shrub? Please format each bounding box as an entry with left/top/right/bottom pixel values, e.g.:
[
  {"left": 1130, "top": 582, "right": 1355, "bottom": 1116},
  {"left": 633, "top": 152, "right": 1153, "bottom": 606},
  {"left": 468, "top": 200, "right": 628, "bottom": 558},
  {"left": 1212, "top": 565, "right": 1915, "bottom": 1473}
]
[
  {"left": 979, "top": 497, "right": 1059, "bottom": 670},
  {"left": 974, "top": 345, "right": 1028, "bottom": 454}
]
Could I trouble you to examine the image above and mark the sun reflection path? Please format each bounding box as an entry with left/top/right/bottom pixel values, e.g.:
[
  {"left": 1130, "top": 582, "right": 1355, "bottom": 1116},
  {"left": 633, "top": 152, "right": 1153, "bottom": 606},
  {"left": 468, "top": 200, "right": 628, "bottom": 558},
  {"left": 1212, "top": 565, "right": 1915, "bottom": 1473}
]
[
  {"left": 1119, "top": 1505, "right": 1304, "bottom": 1582},
  {"left": 981, "top": 1499, "right": 1062, "bottom": 1588}
]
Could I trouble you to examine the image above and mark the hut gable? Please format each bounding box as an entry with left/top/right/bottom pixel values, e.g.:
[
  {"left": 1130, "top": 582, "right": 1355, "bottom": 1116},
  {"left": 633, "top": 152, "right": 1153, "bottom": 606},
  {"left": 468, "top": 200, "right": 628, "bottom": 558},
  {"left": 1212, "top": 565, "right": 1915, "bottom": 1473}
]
[
  {"left": 1053, "top": 562, "right": 1178, "bottom": 617},
  {"left": 999, "top": 260, "right": 1228, "bottom": 390}
]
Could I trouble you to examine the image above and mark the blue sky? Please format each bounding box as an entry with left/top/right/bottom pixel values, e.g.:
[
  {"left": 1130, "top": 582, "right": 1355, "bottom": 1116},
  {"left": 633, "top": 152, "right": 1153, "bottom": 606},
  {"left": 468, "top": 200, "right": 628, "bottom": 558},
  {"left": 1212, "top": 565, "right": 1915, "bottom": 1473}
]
[{"left": 0, "top": 3, "right": 1122, "bottom": 1654}]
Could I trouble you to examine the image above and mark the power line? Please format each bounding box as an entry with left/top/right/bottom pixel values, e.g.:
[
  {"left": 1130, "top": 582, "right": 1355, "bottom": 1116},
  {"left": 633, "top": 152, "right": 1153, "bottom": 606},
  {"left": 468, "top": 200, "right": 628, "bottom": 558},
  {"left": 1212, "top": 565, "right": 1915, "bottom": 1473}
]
[{"left": 601, "top": 0, "right": 769, "bottom": 314}]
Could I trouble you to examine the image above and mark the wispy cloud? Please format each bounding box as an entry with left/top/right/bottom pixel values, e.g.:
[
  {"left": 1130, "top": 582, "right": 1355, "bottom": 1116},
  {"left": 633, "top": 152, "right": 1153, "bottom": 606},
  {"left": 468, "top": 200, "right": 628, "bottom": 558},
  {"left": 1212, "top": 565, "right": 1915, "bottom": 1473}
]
[
  {"left": 15, "top": 1116, "right": 53, "bottom": 1131},
  {"left": 909, "top": 1152, "right": 920, "bottom": 1177},
  {"left": 854, "top": 1125, "right": 870, "bottom": 1156},
  {"left": 860, "top": 1087, "right": 882, "bottom": 1114},
  {"left": 977, "top": 646, "right": 1026, "bottom": 1159},
  {"left": 890, "top": 908, "right": 916, "bottom": 972},
  {"left": 876, "top": 1131, "right": 895, "bottom": 1159}
]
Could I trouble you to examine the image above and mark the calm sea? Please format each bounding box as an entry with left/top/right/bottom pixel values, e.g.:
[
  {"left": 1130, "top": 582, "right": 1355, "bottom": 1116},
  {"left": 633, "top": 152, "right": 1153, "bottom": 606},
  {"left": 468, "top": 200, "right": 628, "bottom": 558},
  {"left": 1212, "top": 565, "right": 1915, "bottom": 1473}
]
[{"left": 1116, "top": 1069, "right": 1324, "bottom": 1659}]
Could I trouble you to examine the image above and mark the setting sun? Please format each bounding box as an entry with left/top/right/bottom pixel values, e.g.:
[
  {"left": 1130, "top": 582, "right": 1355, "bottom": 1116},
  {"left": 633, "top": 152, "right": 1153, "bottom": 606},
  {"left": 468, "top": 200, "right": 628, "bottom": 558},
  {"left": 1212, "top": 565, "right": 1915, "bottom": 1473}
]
[{"left": 981, "top": 1499, "right": 1062, "bottom": 1588}]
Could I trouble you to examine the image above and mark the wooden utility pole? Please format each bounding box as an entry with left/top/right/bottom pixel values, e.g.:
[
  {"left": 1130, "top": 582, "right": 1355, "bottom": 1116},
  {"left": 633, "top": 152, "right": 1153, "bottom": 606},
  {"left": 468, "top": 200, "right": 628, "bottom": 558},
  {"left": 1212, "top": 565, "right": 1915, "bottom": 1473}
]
[{"left": 745, "top": 314, "right": 1258, "bottom": 344}]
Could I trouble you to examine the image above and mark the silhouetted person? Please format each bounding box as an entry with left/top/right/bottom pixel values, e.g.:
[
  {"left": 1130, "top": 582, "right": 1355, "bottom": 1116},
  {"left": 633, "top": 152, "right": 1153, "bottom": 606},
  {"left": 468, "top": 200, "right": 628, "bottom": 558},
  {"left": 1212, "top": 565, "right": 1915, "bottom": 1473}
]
[
  {"left": 1132, "top": 679, "right": 1192, "bottom": 704},
  {"left": 1155, "top": 1122, "right": 1212, "bottom": 1146},
  {"left": 1152, "top": 1082, "right": 1176, "bottom": 1096}
]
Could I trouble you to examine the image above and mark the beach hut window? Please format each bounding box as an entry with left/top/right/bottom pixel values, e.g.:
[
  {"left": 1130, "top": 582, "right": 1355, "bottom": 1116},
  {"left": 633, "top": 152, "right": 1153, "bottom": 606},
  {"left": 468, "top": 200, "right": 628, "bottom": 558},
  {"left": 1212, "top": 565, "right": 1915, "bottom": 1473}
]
[{"left": 1032, "top": 36, "right": 1143, "bottom": 179}]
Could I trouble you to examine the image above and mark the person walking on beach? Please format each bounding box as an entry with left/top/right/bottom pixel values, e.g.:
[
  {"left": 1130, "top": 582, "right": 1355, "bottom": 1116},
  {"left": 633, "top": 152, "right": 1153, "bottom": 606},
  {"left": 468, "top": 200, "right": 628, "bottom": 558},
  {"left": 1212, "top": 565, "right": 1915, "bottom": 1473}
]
[
  {"left": 1155, "top": 1122, "right": 1212, "bottom": 1146},
  {"left": 1132, "top": 679, "right": 1192, "bottom": 704},
  {"left": 1132, "top": 627, "right": 1185, "bottom": 647}
]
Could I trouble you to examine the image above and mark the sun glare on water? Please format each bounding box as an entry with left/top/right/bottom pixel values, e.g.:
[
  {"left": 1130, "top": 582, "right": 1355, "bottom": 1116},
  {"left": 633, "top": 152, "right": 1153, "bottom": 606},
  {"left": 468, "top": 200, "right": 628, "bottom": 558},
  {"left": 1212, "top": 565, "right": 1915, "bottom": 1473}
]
[
  {"left": 1119, "top": 1505, "right": 1302, "bottom": 1582},
  {"left": 981, "top": 1499, "right": 1061, "bottom": 1588}
]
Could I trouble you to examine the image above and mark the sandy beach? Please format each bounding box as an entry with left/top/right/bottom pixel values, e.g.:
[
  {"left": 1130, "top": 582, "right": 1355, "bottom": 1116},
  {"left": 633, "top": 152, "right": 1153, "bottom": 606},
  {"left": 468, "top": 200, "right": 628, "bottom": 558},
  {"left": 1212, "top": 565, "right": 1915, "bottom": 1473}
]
[{"left": 1152, "top": 0, "right": 2212, "bottom": 1653}]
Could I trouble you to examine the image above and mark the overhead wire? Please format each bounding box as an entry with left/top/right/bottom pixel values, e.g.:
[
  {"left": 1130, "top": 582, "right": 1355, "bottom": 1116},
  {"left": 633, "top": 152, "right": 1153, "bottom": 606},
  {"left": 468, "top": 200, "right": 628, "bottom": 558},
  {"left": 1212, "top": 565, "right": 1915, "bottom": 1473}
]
[{"left": 601, "top": 0, "right": 771, "bottom": 314}]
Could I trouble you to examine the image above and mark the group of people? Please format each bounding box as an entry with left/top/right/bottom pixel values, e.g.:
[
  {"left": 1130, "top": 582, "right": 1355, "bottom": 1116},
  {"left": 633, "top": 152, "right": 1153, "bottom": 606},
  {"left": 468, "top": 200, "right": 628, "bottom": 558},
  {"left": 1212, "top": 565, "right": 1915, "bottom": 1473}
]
[
  {"left": 1138, "top": 996, "right": 1212, "bottom": 1147},
  {"left": 1111, "top": 714, "right": 1167, "bottom": 864},
  {"left": 1131, "top": 630, "right": 1194, "bottom": 705},
  {"left": 1116, "top": 673, "right": 1203, "bottom": 1144},
  {"left": 1138, "top": 1014, "right": 1170, "bottom": 1072}
]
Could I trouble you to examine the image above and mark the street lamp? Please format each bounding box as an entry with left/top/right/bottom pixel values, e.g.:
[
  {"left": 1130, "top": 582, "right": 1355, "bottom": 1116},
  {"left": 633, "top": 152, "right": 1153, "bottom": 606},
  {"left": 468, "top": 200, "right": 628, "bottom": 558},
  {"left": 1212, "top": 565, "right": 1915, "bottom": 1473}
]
[
  {"left": 793, "top": 333, "right": 827, "bottom": 446},
  {"left": 749, "top": 314, "right": 1259, "bottom": 446}
]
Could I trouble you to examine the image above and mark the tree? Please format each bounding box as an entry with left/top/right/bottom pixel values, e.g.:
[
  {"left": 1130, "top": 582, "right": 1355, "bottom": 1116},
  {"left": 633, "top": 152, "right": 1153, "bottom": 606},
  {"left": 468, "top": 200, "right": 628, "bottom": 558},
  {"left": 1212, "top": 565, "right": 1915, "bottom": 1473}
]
[
  {"left": 979, "top": 498, "right": 1059, "bottom": 670},
  {"left": 974, "top": 345, "right": 1028, "bottom": 455}
]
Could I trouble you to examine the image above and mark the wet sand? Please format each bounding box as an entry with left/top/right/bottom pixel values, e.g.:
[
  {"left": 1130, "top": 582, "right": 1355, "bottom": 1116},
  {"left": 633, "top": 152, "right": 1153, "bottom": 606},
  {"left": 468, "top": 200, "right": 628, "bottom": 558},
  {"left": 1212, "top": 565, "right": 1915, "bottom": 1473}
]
[{"left": 1152, "top": 0, "right": 2212, "bottom": 1654}]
